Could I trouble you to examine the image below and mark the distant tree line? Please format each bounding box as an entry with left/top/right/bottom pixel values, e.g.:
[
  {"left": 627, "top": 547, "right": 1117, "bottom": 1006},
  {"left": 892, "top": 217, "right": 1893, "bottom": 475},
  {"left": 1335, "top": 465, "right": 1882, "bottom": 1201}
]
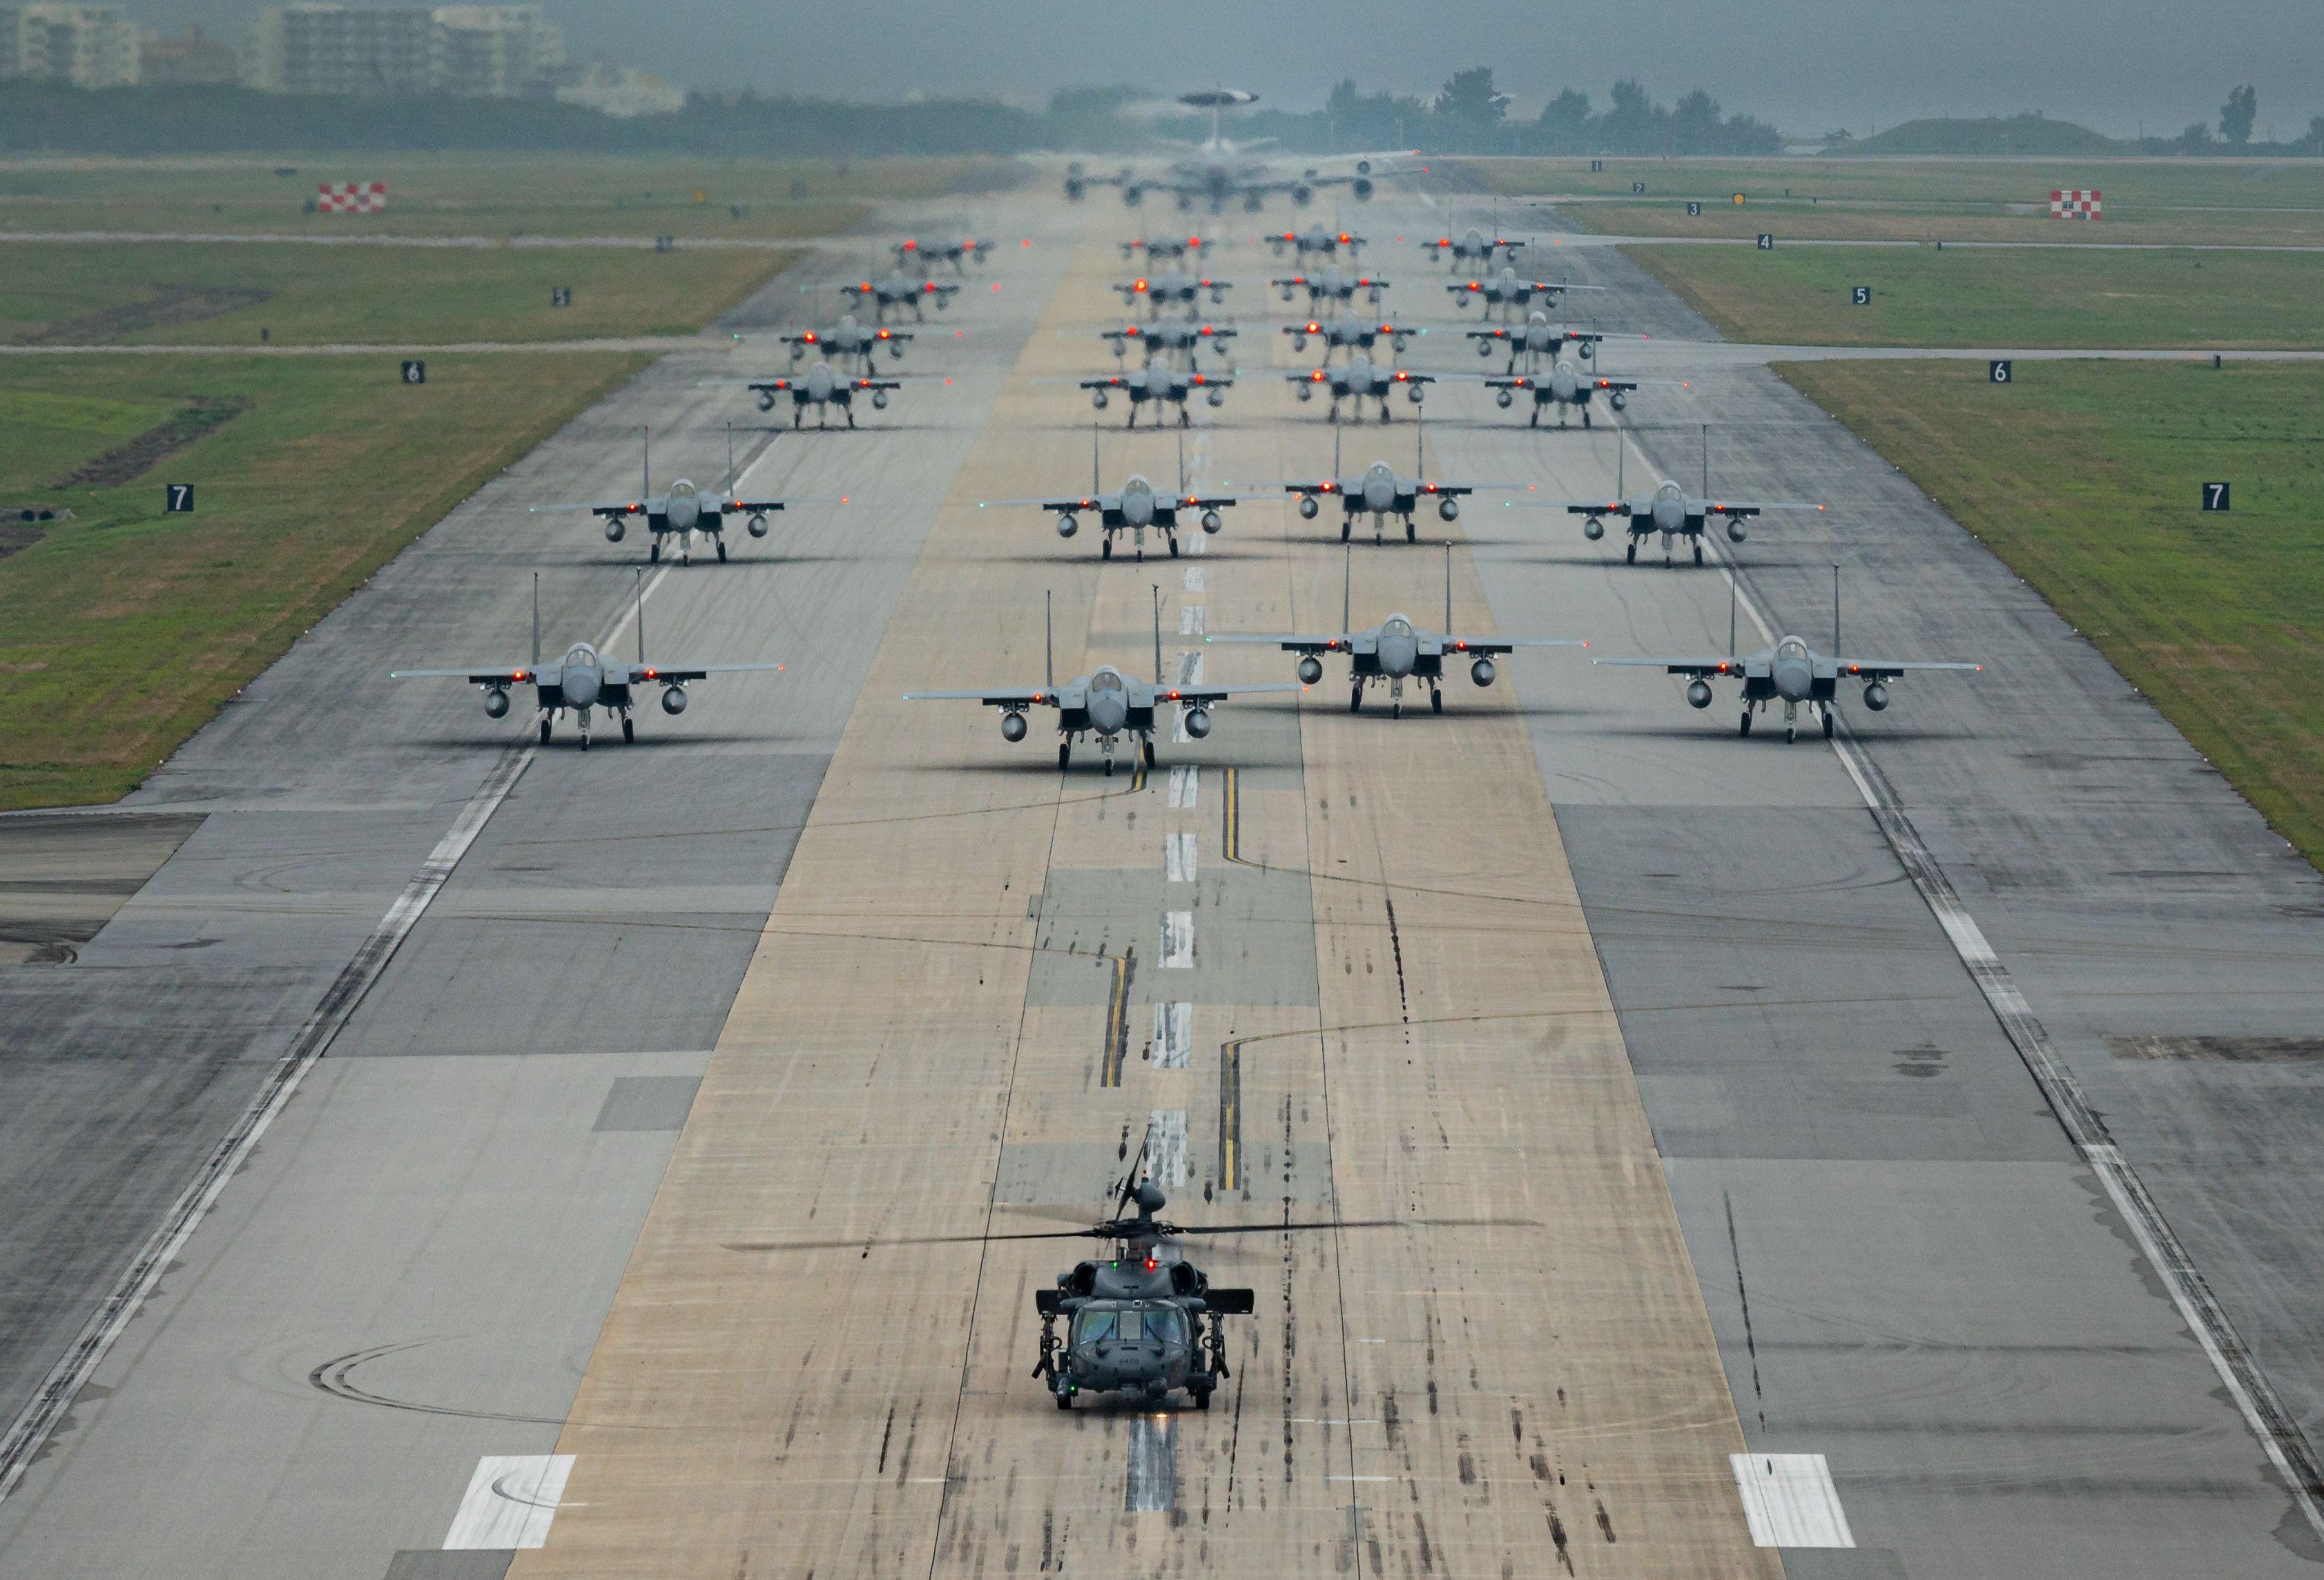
[
  {"left": 0, "top": 72, "right": 1783, "bottom": 158},
  {"left": 2142, "top": 85, "right": 2324, "bottom": 154}
]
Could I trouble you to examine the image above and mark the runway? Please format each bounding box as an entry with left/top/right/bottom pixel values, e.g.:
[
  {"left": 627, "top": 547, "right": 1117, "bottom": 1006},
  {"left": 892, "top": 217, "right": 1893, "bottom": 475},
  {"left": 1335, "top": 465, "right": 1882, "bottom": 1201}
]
[{"left": 1, "top": 178, "right": 2321, "bottom": 1580}]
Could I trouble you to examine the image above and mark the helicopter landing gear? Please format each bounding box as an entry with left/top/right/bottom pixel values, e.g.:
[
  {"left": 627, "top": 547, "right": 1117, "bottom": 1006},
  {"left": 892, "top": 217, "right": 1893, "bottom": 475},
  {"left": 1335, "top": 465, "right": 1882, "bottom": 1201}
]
[{"left": 1055, "top": 1389, "right": 1074, "bottom": 1411}]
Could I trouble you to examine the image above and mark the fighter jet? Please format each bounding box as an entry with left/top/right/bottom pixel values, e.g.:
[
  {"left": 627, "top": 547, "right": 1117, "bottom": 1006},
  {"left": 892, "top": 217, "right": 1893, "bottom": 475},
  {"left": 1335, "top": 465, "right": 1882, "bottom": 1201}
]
[
  {"left": 1285, "top": 353, "right": 1434, "bottom": 423},
  {"left": 1263, "top": 426, "right": 1509, "bottom": 543},
  {"left": 1101, "top": 320, "right": 1238, "bottom": 369},
  {"left": 1467, "top": 311, "right": 1642, "bottom": 374},
  {"left": 1114, "top": 267, "right": 1232, "bottom": 318},
  {"left": 735, "top": 360, "right": 944, "bottom": 429},
  {"left": 1424, "top": 226, "right": 1528, "bottom": 267},
  {"left": 1079, "top": 365, "right": 1233, "bottom": 428},
  {"left": 1486, "top": 358, "right": 1687, "bottom": 428},
  {"left": 841, "top": 271, "right": 960, "bottom": 323},
  {"left": 892, "top": 236, "right": 991, "bottom": 273},
  {"left": 1271, "top": 263, "right": 1391, "bottom": 313},
  {"left": 1523, "top": 435, "right": 1824, "bottom": 566},
  {"left": 1446, "top": 267, "right": 1602, "bottom": 322},
  {"left": 906, "top": 589, "right": 1295, "bottom": 772},
  {"left": 392, "top": 575, "right": 782, "bottom": 749},
  {"left": 1210, "top": 545, "right": 1582, "bottom": 716},
  {"left": 980, "top": 429, "right": 1243, "bottom": 560},
  {"left": 1596, "top": 574, "right": 1980, "bottom": 741},
  {"left": 1120, "top": 234, "right": 1213, "bottom": 264},
  {"left": 1281, "top": 310, "right": 1415, "bottom": 363},
  {"left": 1065, "top": 88, "right": 1393, "bottom": 214},
  {"left": 1267, "top": 224, "right": 1364, "bottom": 260},
  {"left": 779, "top": 312, "right": 909, "bottom": 373},
  {"left": 530, "top": 427, "right": 837, "bottom": 565}
]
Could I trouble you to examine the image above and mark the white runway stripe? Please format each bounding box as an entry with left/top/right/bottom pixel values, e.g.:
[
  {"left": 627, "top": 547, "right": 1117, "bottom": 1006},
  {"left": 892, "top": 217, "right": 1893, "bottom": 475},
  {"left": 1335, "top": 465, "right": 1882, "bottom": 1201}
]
[
  {"left": 1178, "top": 604, "right": 1205, "bottom": 635},
  {"left": 1165, "top": 832, "right": 1197, "bottom": 881},
  {"left": 1167, "top": 765, "right": 1199, "bottom": 808},
  {"left": 1154, "top": 1002, "right": 1191, "bottom": 1068},
  {"left": 1146, "top": 1109, "right": 1189, "bottom": 1187},
  {"left": 1161, "top": 911, "right": 1193, "bottom": 968},
  {"left": 1730, "top": 1454, "right": 1853, "bottom": 1548},
  {"left": 1183, "top": 566, "right": 1205, "bottom": 592},
  {"left": 445, "top": 1455, "right": 576, "bottom": 1550}
]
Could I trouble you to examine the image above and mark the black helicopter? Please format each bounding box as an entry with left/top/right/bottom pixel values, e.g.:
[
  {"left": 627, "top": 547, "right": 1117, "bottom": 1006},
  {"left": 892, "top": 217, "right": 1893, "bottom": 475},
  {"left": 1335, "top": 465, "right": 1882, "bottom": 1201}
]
[{"left": 728, "top": 1139, "right": 1528, "bottom": 1412}]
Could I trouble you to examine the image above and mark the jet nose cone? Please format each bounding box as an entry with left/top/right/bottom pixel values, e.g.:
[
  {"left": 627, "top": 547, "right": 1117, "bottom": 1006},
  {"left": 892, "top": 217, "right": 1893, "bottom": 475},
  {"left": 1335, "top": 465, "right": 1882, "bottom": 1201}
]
[
  {"left": 1655, "top": 499, "right": 1683, "bottom": 531},
  {"left": 1365, "top": 479, "right": 1393, "bottom": 510},
  {"left": 564, "top": 665, "right": 601, "bottom": 708},
  {"left": 668, "top": 494, "right": 699, "bottom": 529},
  {"left": 1092, "top": 694, "right": 1127, "bottom": 733},
  {"left": 1773, "top": 659, "right": 1810, "bottom": 701}
]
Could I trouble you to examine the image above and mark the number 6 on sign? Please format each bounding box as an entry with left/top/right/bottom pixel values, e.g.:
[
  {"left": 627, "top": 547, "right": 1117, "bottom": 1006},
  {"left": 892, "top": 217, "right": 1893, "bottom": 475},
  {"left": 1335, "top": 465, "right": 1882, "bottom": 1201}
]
[
  {"left": 401, "top": 360, "right": 426, "bottom": 384},
  {"left": 1988, "top": 360, "right": 2012, "bottom": 383}
]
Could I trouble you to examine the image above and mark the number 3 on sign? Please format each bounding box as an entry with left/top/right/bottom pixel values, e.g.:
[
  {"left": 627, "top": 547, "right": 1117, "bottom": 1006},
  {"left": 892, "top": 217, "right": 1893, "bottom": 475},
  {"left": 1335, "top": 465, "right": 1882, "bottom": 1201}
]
[{"left": 1686, "top": 201, "right": 1701, "bottom": 217}]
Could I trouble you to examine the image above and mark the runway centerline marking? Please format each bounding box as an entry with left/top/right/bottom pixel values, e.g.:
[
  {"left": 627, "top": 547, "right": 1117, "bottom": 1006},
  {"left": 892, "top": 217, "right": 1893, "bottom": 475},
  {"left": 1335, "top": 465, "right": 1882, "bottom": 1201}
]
[
  {"left": 1165, "top": 832, "right": 1197, "bottom": 882},
  {"left": 1160, "top": 911, "right": 1193, "bottom": 968},
  {"left": 1154, "top": 1003, "right": 1192, "bottom": 1069}
]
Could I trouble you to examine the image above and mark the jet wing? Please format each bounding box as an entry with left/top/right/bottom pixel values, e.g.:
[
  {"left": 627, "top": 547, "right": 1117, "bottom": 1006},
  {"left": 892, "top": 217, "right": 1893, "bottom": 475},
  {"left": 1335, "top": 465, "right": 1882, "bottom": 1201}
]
[
  {"left": 1594, "top": 656, "right": 1750, "bottom": 679},
  {"left": 1439, "top": 636, "right": 1587, "bottom": 656},
  {"left": 1523, "top": 281, "right": 1607, "bottom": 295},
  {"left": 615, "top": 662, "right": 785, "bottom": 683},
  {"left": 977, "top": 495, "right": 1115, "bottom": 513},
  {"left": 529, "top": 498, "right": 664, "bottom": 518},
  {"left": 391, "top": 665, "right": 545, "bottom": 684},
  {"left": 1133, "top": 681, "right": 1302, "bottom": 706},
  {"left": 1700, "top": 500, "right": 1826, "bottom": 518},
  {"left": 902, "top": 687, "right": 1061, "bottom": 708},
  {"left": 1206, "top": 634, "right": 1353, "bottom": 656},
  {"left": 1820, "top": 659, "right": 1984, "bottom": 681}
]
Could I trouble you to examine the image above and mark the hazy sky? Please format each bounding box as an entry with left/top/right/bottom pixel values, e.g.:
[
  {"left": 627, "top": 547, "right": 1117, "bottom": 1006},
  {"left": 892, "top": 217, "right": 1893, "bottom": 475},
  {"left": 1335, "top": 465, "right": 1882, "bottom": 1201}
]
[{"left": 157, "top": 0, "right": 2324, "bottom": 141}]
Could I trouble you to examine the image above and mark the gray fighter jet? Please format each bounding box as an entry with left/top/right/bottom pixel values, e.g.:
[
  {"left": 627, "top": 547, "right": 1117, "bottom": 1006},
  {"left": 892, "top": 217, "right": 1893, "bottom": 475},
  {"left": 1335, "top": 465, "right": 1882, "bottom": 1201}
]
[
  {"left": 779, "top": 312, "right": 910, "bottom": 372},
  {"left": 1523, "top": 433, "right": 1824, "bottom": 566},
  {"left": 1261, "top": 425, "right": 1511, "bottom": 543},
  {"left": 1101, "top": 319, "right": 1237, "bottom": 368},
  {"left": 1210, "top": 545, "right": 1582, "bottom": 716},
  {"left": 892, "top": 235, "right": 991, "bottom": 273},
  {"left": 1079, "top": 364, "right": 1233, "bottom": 428},
  {"left": 530, "top": 427, "right": 836, "bottom": 565},
  {"left": 841, "top": 270, "right": 960, "bottom": 323},
  {"left": 1120, "top": 233, "right": 1214, "bottom": 264},
  {"left": 1270, "top": 262, "right": 1391, "bottom": 312},
  {"left": 1114, "top": 266, "right": 1233, "bottom": 317},
  {"left": 1596, "top": 575, "right": 1980, "bottom": 740},
  {"left": 392, "top": 575, "right": 782, "bottom": 749},
  {"left": 906, "top": 590, "right": 1296, "bottom": 772},
  {"left": 1267, "top": 224, "right": 1365, "bottom": 260},
  {"left": 1286, "top": 353, "right": 1434, "bottom": 423},
  {"left": 737, "top": 360, "right": 947, "bottom": 429},
  {"left": 1281, "top": 309, "right": 1415, "bottom": 363},
  {"left": 1424, "top": 226, "right": 1527, "bottom": 267},
  {"left": 1486, "top": 358, "right": 1687, "bottom": 428},
  {"left": 1446, "top": 266, "right": 1603, "bottom": 322},
  {"left": 980, "top": 429, "right": 1243, "bottom": 560},
  {"left": 1468, "top": 311, "right": 1643, "bottom": 373}
]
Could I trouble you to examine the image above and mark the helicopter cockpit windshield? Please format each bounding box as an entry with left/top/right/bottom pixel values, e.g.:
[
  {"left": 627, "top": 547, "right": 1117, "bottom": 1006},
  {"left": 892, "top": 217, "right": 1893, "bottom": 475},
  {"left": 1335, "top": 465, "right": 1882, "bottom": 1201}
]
[{"left": 1072, "top": 1303, "right": 1186, "bottom": 1347}]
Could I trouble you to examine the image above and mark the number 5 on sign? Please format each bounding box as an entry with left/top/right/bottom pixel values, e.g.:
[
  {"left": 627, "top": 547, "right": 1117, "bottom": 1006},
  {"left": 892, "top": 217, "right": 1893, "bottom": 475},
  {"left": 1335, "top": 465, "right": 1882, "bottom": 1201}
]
[
  {"left": 1852, "top": 286, "right": 1871, "bottom": 306},
  {"left": 2202, "top": 482, "right": 2231, "bottom": 511}
]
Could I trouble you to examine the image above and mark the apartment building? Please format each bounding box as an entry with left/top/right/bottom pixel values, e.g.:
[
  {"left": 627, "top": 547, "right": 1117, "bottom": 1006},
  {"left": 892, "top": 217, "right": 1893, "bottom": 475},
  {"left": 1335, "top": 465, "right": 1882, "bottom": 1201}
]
[
  {"left": 242, "top": 3, "right": 560, "bottom": 97},
  {"left": 0, "top": 3, "right": 142, "bottom": 87}
]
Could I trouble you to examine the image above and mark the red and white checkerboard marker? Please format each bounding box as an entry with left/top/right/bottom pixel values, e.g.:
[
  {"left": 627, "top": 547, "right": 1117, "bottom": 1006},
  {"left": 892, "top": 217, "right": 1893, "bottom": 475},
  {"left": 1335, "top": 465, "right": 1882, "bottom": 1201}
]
[
  {"left": 2049, "top": 188, "right": 2100, "bottom": 220},
  {"left": 317, "top": 182, "right": 387, "bottom": 214}
]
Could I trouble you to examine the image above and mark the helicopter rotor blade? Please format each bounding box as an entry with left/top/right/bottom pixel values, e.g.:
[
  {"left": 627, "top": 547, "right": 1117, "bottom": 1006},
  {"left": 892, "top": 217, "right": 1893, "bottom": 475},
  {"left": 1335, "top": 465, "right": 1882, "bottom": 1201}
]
[
  {"left": 724, "top": 1226, "right": 1112, "bottom": 1254},
  {"left": 1114, "top": 1128, "right": 1152, "bottom": 1219},
  {"left": 1163, "top": 1215, "right": 1539, "bottom": 1237},
  {"left": 723, "top": 1213, "right": 1540, "bottom": 1255}
]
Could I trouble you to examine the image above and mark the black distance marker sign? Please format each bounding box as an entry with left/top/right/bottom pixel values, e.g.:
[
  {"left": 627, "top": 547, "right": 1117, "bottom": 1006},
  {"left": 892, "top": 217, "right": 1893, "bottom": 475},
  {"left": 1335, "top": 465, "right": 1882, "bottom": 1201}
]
[
  {"left": 1988, "top": 359, "right": 2013, "bottom": 383},
  {"left": 1686, "top": 201, "right": 1701, "bottom": 217},
  {"left": 2202, "top": 482, "right": 2231, "bottom": 511},
  {"left": 401, "top": 360, "right": 427, "bottom": 384},
  {"left": 551, "top": 286, "right": 571, "bottom": 307},
  {"left": 164, "top": 484, "right": 195, "bottom": 514},
  {"left": 1756, "top": 233, "right": 1774, "bottom": 250},
  {"left": 1852, "top": 286, "right": 1872, "bottom": 305}
]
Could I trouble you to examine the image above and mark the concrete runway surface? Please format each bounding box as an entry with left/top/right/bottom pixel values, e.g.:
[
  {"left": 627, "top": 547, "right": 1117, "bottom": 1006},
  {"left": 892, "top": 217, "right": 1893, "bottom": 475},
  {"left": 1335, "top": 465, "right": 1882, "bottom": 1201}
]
[{"left": 0, "top": 180, "right": 2320, "bottom": 1580}]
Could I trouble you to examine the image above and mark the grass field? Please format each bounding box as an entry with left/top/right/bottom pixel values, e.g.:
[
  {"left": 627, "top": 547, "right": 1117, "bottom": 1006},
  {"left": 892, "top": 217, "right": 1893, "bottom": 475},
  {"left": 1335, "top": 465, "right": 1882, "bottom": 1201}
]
[
  {"left": 0, "top": 153, "right": 1025, "bottom": 240},
  {"left": 1774, "top": 357, "right": 2324, "bottom": 866},
  {"left": 1444, "top": 157, "right": 2324, "bottom": 246},
  {"left": 0, "top": 239, "right": 799, "bottom": 344},
  {"left": 1622, "top": 244, "right": 2324, "bottom": 349},
  {"left": 0, "top": 352, "right": 649, "bottom": 808}
]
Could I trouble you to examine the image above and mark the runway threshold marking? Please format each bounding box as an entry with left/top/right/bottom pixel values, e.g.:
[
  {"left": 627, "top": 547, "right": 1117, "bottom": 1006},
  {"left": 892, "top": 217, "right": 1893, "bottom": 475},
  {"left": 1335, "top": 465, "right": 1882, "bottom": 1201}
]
[
  {"left": 1710, "top": 544, "right": 2324, "bottom": 1543},
  {"left": 1123, "top": 1413, "right": 1176, "bottom": 1511}
]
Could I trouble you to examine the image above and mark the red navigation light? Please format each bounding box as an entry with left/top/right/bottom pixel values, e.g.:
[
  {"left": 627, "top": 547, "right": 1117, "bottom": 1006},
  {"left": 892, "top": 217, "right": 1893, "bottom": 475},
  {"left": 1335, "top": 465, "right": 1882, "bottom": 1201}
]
[
  {"left": 512, "top": 669, "right": 527, "bottom": 682},
  {"left": 1135, "top": 278, "right": 1149, "bottom": 291},
  {"left": 1143, "top": 1256, "right": 1158, "bottom": 1272}
]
